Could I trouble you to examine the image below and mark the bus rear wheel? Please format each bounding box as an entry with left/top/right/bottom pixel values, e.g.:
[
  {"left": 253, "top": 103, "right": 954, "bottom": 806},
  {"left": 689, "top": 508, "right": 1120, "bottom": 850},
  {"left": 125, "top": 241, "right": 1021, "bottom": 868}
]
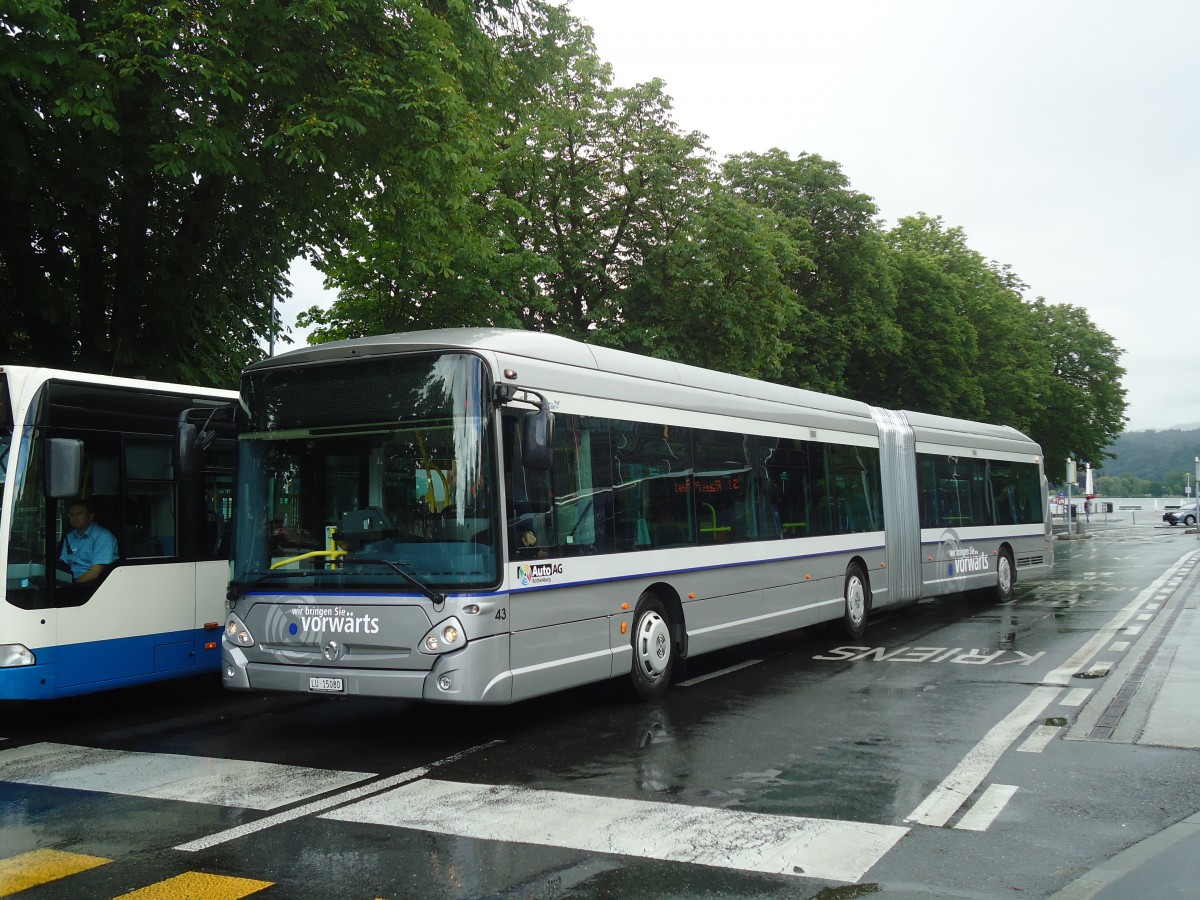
[
  {"left": 843, "top": 563, "right": 870, "bottom": 639},
  {"left": 630, "top": 596, "right": 675, "bottom": 701}
]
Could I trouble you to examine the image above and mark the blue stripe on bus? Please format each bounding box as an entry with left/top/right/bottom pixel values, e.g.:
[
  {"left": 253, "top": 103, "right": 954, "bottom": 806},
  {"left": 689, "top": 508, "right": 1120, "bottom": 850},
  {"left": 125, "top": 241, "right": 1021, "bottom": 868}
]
[
  {"left": 243, "top": 532, "right": 1031, "bottom": 603},
  {"left": 0, "top": 628, "right": 222, "bottom": 701},
  {"left": 245, "top": 542, "right": 890, "bottom": 600}
]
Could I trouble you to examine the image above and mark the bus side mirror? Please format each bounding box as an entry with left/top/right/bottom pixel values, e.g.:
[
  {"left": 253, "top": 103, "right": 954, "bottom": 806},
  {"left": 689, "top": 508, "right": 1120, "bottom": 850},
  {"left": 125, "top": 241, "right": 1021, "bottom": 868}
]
[
  {"left": 176, "top": 422, "right": 199, "bottom": 477},
  {"left": 45, "top": 438, "right": 83, "bottom": 499},
  {"left": 522, "top": 407, "right": 554, "bottom": 470}
]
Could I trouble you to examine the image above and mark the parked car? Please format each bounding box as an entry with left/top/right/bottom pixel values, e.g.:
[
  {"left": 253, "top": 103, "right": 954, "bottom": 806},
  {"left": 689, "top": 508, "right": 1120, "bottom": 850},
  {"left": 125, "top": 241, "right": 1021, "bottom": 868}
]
[{"left": 1163, "top": 502, "right": 1200, "bottom": 526}]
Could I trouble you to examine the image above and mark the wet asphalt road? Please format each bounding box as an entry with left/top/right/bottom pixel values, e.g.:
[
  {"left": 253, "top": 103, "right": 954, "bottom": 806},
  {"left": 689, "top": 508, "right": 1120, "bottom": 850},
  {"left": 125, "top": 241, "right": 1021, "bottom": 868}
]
[{"left": 3, "top": 517, "right": 1200, "bottom": 899}]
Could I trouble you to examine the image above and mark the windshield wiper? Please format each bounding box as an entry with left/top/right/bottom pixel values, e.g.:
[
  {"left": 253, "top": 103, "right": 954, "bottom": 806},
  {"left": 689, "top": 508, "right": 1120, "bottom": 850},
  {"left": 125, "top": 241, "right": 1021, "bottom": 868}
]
[{"left": 344, "top": 555, "right": 446, "bottom": 607}]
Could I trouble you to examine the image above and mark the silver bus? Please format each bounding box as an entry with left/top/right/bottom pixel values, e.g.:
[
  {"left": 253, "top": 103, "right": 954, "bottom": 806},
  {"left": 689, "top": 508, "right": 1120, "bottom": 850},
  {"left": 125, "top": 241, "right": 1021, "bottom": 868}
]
[{"left": 221, "top": 329, "right": 1052, "bottom": 703}]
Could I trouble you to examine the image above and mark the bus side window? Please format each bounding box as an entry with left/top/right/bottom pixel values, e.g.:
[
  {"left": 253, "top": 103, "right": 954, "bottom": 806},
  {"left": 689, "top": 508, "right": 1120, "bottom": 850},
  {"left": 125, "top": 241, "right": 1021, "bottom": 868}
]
[
  {"left": 504, "top": 410, "right": 554, "bottom": 558},
  {"left": 124, "top": 439, "right": 176, "bottom": 558}
]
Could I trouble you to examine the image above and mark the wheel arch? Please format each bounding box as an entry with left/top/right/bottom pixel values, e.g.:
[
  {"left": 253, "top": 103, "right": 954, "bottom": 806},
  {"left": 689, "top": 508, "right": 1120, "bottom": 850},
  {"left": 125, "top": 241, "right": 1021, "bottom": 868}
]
[
  {"left": 640, "top": 581, "right": 688, "bottom": 658},
  {"left": 848, "top": 555, "right": 873, "bottom": 606}
]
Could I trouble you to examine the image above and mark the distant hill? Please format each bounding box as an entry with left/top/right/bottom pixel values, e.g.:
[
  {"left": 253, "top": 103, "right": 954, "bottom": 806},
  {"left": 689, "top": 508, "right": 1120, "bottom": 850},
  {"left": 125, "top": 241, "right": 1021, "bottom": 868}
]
[{"left": 1101, "top": 428, "right": 1200, "bottom": 481}]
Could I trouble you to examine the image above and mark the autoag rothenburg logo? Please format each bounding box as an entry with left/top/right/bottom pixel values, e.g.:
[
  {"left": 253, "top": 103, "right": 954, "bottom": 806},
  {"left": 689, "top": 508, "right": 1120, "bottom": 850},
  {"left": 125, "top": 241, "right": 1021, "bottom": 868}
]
[{"left": 517, "top": 563, "right": 563, "bottom": 586}]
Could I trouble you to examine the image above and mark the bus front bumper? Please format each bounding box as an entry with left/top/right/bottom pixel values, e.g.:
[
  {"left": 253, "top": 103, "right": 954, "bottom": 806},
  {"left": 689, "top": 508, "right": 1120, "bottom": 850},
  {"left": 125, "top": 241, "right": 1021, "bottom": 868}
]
[{"left": 222, "top": 634, "right": 513, "bottom": 704}]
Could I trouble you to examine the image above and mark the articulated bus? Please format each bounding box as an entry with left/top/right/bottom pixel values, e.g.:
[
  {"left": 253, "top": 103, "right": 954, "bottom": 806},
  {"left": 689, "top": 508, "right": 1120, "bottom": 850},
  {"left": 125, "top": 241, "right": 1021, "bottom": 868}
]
[
  {"left": 221, "top": 329, "right": 1052, "bottom": 704},
  {"left": 0, "top": 366, "right": 236, "bottom": 699}
]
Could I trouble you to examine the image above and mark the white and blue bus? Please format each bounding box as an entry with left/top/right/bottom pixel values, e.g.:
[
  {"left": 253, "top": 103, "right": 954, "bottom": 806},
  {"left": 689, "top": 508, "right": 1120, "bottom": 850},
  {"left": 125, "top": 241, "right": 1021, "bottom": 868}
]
[
  {"left": 1, "top": 366, "right": 237, "bottom": 699},
  {"left": 221, "top": 329, "right": 1052, "bottom": 704}
]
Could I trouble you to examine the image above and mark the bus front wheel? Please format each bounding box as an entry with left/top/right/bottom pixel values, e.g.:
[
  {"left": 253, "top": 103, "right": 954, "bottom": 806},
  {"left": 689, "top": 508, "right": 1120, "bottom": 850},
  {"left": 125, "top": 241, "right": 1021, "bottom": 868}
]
[
  {"left": 630, "top": 596, "right": 675, "bottom": 701},
  {"left": 995, "top": 547, "right": 1015, "bottom": 603},
  {"left": 843, "top": 563, "right": 870, "bottom": 639}
]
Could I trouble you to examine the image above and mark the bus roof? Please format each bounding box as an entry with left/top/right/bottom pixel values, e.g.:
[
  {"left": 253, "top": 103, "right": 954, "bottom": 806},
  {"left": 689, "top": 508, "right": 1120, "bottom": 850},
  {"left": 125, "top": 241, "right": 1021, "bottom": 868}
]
[
  {"left": 247, "top": 328, "right": 1039, "bottom": 451},
  {"left": 0, "top": 365, "right": 236, "bottom": 401}
]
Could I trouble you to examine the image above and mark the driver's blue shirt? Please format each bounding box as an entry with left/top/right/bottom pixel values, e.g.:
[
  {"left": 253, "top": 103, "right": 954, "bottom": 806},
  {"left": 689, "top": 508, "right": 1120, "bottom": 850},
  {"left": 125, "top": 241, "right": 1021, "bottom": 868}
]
[{"left": 60, "top": 522, "right": 118, "bottom": 580}]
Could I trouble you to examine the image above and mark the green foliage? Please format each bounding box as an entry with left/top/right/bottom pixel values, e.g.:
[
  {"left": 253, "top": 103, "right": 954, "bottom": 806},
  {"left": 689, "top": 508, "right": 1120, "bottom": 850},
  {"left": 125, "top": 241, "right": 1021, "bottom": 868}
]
[
  {"left": 1026, "top": 300, "right": 1128, "bottom": 480},
  {"left": 1, "top": 0, "right": 508, "bottom": 383},
  {"left": 4, "top": 0, "right": 1130, "bottom": 462},
  {"left": 720, "top": 150, "right": 899, "bottom": 398}
]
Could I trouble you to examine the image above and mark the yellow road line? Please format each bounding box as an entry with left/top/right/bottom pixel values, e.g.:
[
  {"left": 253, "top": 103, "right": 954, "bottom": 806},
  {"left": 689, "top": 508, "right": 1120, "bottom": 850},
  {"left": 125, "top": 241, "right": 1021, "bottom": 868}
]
[
  {"left": 115, "top": 872, "right": 273, "bottom": 900},
  {"left": 0, "top": 848, "right": 112, "bottom": 897}
]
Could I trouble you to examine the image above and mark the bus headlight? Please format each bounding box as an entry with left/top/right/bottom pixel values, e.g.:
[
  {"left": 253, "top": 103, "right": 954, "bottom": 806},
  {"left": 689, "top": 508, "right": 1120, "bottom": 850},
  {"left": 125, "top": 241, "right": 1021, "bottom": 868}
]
[
  {"left": 419, "top": 617, "right": 466, "bottom": 655},
  {"left": 224, "top": 613, "right": 255, "bottom": 648},
  {"left": 0, "top": 644, "right": 35, "bottom": 667}
]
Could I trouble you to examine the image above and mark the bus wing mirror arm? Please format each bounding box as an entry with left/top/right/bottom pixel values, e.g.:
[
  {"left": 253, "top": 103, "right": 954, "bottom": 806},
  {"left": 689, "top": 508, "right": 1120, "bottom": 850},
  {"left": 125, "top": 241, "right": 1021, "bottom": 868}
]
[
  {"left": 494, "top": 385, "right": 554, "bottom": 471},
  {"left": 175, "top": 404, "right": 233, "bottom": 476}
]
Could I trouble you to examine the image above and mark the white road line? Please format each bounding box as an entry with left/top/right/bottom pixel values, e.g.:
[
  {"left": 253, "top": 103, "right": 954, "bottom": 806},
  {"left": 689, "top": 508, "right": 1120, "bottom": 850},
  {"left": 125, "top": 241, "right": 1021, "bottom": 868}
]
[
  {"left": 176, "top": 740, "right": 502, "bottom": 852},
  {"left": 1136, "top": 613, "right": 1154, "bottom": 621},
  {"left": 1125, "top": 626, "right": 1143, "bottom": 636},
  {"left": 678, "top": 659, "right": 763, "bottom": 687},
  {"left": 0, "top": 742, "right": 370, "bottom": 810},
  {"left": 1110, "top": 641, "right": 1130, "bottom": 652},
  {"left": 954, "top": 784, "right": 1019, "bottom": 832},
  {"left": 1042, "top": 551, "right": 1199, "bottom": 686},
  {"left": 905, "top": 686, "right": 1060, "bottom": 827},
  {"left": 1017, "top": 725, "right": 1060, "bottom": 753},
  {"left": 323, "top": 778, "right": 908, "bottom": 883},
  {"left": 1061, "top": 688, "right": 1093, "bottom": 707}
]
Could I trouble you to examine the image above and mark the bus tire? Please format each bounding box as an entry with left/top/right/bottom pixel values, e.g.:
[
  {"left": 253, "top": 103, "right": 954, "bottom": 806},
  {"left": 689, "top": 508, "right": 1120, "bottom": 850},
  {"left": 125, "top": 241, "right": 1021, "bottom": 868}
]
[
  {"left": 995, "top": 547, "right": 1015, "bottom": 603},
  {"left": 843, "top": 563, "right": 869, "bottom": 640},
  {"left": 630, "top": 596, "right": 675, "bottom": 701}
]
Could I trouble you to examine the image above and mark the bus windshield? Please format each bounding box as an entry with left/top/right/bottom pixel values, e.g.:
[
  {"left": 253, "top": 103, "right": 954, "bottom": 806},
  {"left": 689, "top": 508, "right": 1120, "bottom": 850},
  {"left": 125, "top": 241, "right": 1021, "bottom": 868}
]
[{"left": 233, "top": 352, "right": 499, "bottom": 594}]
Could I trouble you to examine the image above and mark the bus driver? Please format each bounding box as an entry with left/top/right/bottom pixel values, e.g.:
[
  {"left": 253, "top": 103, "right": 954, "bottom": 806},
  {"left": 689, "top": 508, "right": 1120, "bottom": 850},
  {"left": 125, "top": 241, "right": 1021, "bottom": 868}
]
[{"left": 60, "top": 499, "right": 119, "bottom": 583}]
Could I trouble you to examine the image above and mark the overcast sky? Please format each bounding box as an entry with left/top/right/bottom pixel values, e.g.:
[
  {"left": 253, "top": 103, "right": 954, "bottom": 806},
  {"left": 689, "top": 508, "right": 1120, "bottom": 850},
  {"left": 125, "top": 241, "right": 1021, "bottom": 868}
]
[{"left": 285, "top": 0, "right": 1200, "bottom": 433}]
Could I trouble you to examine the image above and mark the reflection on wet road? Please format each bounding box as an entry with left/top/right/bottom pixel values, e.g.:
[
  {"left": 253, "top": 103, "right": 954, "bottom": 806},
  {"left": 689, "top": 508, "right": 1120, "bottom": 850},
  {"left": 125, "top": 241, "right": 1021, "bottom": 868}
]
[{"left": 3, "top": 519, "right": 1200, "bottom": 898}]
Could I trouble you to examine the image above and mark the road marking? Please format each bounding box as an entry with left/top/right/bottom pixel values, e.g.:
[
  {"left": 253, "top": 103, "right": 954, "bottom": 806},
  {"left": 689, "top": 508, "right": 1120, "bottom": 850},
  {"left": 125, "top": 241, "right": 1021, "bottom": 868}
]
[
  {"left": 1124, "top": 625, "right": 1143, "bottom": 636},
  {"left": 1042, "top": 551, "right": 1199, "bottom": 686},
  {"left": 954, "top": 784, "right": 1019, "bottom": 831},
  {"left": 176, "top": 740, "right": 502, "bottom": 852},
  {"left": 115, "top": 873, "right": 273, "bottom": 900},
  {"left": 1061, "top": 688, "right": 1092, "bottom": 707},
  {"left": 1017, "top": 725, "right": 1060, "bottom": 753},
  {"left": 0, "top": 742, "right": 370, "bottom": 811},
  {"left": 323, "top": 778, "right": 908, "bottom": 883},
  {"left": 0, "top": 849, "right": 111, "bottom": 897},
  {"left": 678, "top": 659, "right": 763, "bottom": 686},
  {"left": 1110, "top": 641, "right": 1130, "bottom": 652},
  {"left": 906, "top": 686, "right": 1060, "bottom": 827},
  {"left": 1136, "top": 613, "right": 1153, "bottom": 621}
]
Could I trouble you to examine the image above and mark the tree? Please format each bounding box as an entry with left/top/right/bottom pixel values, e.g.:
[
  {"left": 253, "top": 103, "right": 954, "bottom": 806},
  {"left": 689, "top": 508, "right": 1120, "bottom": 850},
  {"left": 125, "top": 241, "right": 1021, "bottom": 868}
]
[
  {"left": 304, "top": 7, "right": 800, "bottom": 380},
  {"left": 1027, "top": 299, "right": 1128, "bottom": 479},
  {"left": 720, "top": 150, "right": 901, "bottom": 398},
  {"left": 618, "top": 183, "right": 803, "bottom": 379},
  {"left": 879, "top": 249, "right": 985, "bottom": 417},
  {"left": 1, "top": 0, "right": 509, "bottom": 383}
]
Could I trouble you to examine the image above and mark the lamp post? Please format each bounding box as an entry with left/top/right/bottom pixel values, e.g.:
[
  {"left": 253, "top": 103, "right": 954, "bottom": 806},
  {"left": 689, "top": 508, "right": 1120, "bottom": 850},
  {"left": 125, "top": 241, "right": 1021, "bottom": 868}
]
[{"left": 1066, "top": 458, "right": 1076, "bottom": 535}]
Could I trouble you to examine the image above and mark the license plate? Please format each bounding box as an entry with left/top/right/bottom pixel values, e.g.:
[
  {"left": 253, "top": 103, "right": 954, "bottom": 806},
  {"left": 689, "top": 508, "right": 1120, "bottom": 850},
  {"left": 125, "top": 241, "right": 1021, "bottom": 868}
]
[{"left": 309, "top": 676, "right": 344, "bottom": 693}]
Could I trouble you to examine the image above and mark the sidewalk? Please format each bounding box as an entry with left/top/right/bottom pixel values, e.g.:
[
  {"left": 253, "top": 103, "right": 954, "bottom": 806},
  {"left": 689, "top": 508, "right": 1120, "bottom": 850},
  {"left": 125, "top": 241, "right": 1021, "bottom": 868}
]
[{"left": 1051, "top": 549, "right": 1200, "bottom": 898}]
